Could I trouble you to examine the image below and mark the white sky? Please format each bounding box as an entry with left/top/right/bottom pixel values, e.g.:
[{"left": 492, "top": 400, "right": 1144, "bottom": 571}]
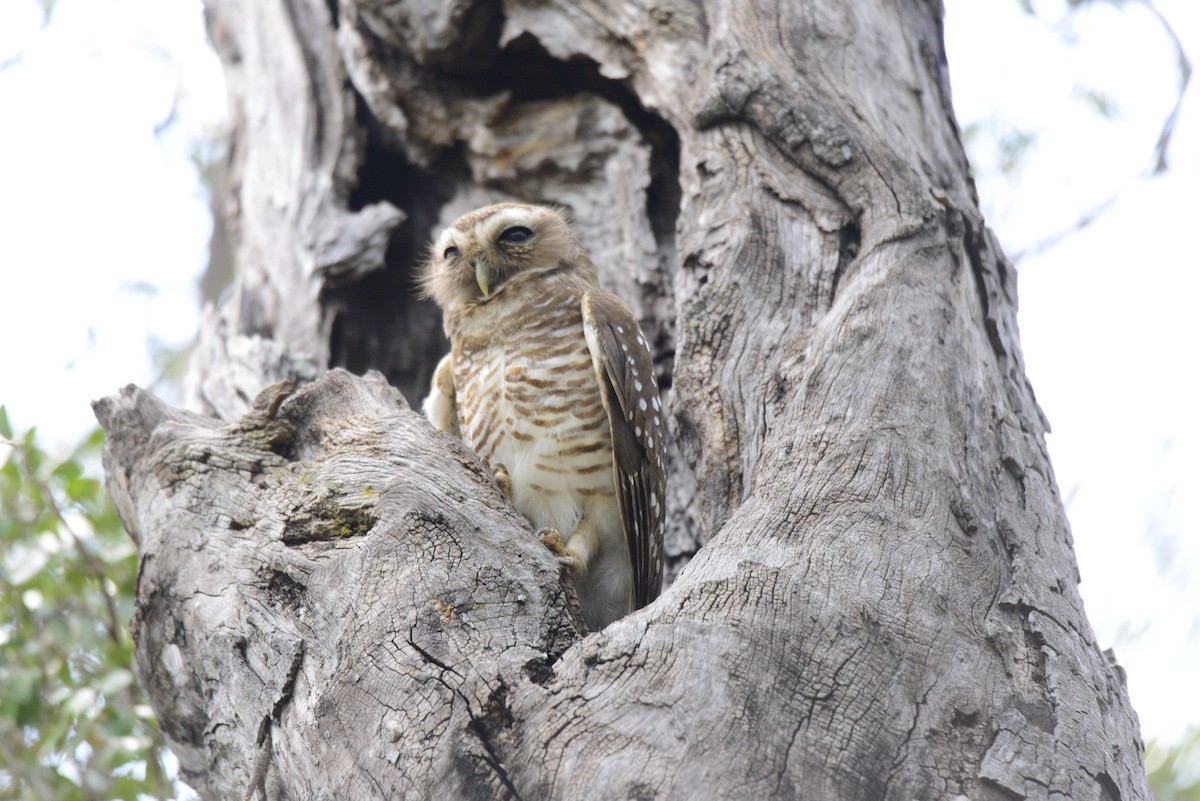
[
  {"left": 0, "top": 0, "right": 1195, "bottom": 747},
  {"left": 0, "top": 0, "right": 222, "bottom": 427},
  {"left": 946, "top": 0, "right": 1200, "bottom": 744}
]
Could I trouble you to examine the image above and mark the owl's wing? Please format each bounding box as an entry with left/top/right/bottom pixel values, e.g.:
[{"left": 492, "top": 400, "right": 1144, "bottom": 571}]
[
  {"left": 581, "top": 290, "right": 666, "bottom": 609},
  {"left": 423, "top": 353, "right": 460, "bottom": 437}
]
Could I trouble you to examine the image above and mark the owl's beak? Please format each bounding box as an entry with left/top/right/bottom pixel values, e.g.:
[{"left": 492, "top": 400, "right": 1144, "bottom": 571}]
[{"left": 474, "top": 261, "right": 492, "bottom": 298}]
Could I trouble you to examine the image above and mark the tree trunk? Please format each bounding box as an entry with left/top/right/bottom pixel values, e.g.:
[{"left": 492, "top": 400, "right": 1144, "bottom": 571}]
[{"left": 95, "top": 0, "right": 1151, "bottom": 798}]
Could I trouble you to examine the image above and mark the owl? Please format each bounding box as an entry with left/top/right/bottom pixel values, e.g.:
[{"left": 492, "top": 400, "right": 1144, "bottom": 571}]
[{"left": 420, "top": 203, "right": 666, "bottom": 630}]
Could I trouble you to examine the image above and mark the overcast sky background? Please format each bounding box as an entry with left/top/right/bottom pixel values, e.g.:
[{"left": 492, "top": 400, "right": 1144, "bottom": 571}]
[{"left": 0, "top": 0, "right": 1196, "bottom": 748}]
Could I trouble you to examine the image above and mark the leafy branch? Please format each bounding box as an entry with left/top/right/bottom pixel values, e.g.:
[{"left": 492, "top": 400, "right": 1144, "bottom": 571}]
[{"left": 0, "top": 408, "right": 178, "bottom": 801}]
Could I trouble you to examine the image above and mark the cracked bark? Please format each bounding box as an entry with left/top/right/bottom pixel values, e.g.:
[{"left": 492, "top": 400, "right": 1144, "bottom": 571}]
[{"left": 97, "top": 0, "right": 1150, "bottom": 798}]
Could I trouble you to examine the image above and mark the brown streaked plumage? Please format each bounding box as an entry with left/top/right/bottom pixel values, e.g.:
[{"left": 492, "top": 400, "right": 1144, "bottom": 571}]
[{"left": 420, "top": 203, "right": 666, "bottom": 629}]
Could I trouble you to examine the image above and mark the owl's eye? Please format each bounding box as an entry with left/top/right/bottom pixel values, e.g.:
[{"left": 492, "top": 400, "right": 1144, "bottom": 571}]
[
  {"left": 443, "top": 246, "right": 460, "bottom": 259},
  {"left": 498, "top": 226, "right": 532, "bottom": 244}
]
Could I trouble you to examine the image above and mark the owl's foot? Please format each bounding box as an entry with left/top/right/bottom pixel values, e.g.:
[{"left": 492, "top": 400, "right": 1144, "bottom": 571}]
[
  {"left": 482, "top": 458, "right": 513, "bottom": 501},
  {"left": 537, "top": 527, "right": 566, "bottom": 556},
  {"left": 536, "top": 527, "right": 582, "bottom": 574}
]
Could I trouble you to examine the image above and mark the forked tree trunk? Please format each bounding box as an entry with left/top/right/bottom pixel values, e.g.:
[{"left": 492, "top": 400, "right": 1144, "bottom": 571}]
[{"left": 95, "top": 0, "right": 1151, "bottom": 798}]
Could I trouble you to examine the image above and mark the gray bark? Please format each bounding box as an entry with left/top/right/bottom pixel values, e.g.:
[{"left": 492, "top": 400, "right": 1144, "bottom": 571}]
[{"left": 96, "top": 0, "right": 1150, "bottom": 798}]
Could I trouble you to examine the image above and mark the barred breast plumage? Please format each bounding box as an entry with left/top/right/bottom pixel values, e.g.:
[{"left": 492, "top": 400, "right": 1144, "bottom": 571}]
[{"left": 452, "top": 289, "right": 616, "bottom": 538}]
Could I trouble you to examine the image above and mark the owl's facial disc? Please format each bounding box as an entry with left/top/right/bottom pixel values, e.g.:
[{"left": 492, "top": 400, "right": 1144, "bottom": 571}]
[{"left": 422, "top": 204, "right": 589, "bottom": 310}]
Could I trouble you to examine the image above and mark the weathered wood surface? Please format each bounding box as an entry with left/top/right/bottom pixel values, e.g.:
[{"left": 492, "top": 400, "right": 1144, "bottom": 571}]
[
  {"left": 97, "top": 372, "right": 584, "bottom": 799},
  {"left": 98, "top": 0, "right": 1151, "bottom": 798}
]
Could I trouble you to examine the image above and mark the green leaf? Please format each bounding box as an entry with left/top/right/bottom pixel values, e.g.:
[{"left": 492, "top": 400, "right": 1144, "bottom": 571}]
[
  {"left": 45, "top": 686, "right": 73, "bottom": 706},
  {"left": 66, "top": 477, "right": 100, "bottom": 503},
  {"left": 99, "top": 538, "right": 136, "bottom": 565},
  {"left": 22, "top": 427, "right": 42, "bottom": 472},
  {"left": 0, "top": 405, "right": 12, "bottom": 439},
  {"left": 51, "top": 459, "right": 84, "bottom": 483},
  {"left": 3, "top": 541, "right": 50, "bottom": 585},
  {"left": 4, "top": 667, "right": 37, "bottom": 705},
  {"left": 96, "top": 668, "right": 134, "bottom": 697},
  {"left": 65, "top": 687, "right": 98, "bottom": 716},
  {"left": 76, "top": 427, "right": 106, "bottom": 458},
  {"left": 15, "top": 693, "right": 42, "bottom": 728}
]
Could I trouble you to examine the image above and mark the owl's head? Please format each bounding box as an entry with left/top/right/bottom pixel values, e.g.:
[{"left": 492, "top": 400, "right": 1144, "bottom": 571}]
[{"left": 420, "top": 203, "right": 597, "bottom": 310}]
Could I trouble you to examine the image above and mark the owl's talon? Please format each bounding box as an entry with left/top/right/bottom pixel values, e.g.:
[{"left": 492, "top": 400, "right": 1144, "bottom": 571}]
[
  {"left": 482, "top": 458, "right": 513, "bottom": 501},
  {"left": 536, "top": 527, "right": 582, "bottom": 574},
  {"left": 537, "top": 527, "right": 566, "bottom": 556}
]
